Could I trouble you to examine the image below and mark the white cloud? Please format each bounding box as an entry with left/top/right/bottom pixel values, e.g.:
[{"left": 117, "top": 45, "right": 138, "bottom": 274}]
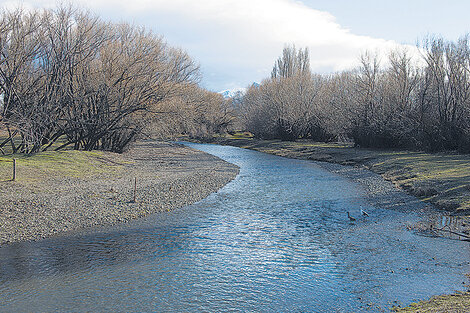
[{"left": 1, "top": 0, "right": 416, "bottom": 91}]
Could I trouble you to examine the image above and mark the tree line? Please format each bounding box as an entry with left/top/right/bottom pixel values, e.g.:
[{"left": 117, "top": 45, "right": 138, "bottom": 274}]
[
  {"left": 239, "top": 38, "right": 470, "bottom": 152},
  {"left": 150, "top": 84, "right": 235, "bottom": 140},
  {"left": 0, "top": 6, "right": 233, "bottom": 154}
]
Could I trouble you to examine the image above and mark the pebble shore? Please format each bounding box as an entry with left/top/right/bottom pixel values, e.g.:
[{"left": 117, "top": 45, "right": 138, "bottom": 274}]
[{"left": 0, "top": 141, "right": 239, "bottom": 245}]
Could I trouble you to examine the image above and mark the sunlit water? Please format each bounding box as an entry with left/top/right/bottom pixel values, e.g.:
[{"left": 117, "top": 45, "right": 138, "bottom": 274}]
[{"left": 1, "top": 143, "right": 469, "bottom": 312}]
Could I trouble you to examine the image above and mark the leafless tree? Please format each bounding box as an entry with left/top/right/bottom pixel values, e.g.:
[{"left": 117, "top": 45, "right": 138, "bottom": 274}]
[
  {"left": 150, "top": 84, "right": 235, "bottom": 140},
  {"left": 0, "top": 6, "right": 200, "bottom": 153},
  {"left": 239, "top": 36, "right": 470, "bottom": 152},
  {"left": 271, "top": 45, "right": 310, "bottom": 79}
]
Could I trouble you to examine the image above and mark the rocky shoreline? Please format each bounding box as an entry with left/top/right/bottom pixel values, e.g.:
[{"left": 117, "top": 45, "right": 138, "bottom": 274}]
[{"left": 0, "top": 141, "right": 239, "bottom": 245}]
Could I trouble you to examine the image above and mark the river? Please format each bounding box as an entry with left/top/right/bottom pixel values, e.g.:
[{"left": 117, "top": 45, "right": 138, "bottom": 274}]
[{"left": 0, "top": 142, "right": 468, "bottom": 312}]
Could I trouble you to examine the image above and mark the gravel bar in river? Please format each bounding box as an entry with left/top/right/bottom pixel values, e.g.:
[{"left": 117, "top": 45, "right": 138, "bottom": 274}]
[{"left": 0, "top": 141, "right": 239, "bottom": 245}]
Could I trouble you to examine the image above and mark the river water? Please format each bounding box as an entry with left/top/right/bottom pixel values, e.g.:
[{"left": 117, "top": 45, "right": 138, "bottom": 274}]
[{"left": 0, "top": 143, "right": 469, "bottom": 312}]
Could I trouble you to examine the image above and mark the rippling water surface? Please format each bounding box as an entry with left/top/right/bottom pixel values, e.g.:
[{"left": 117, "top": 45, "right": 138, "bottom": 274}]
[{"left": 1, "top": 143, "right": 469, "bottom": 312}]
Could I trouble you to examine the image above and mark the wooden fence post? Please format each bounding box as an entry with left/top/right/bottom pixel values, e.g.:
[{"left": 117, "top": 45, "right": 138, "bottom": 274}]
[
  {"left": 12, "top": 159, "right": 16, "bottom": 181},
  {"left": 133, "top": 177, "right": 137, "bottom": 202}
]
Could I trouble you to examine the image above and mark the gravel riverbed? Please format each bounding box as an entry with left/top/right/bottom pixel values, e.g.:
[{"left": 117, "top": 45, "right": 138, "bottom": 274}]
[
  {"left": 0, "top": 141, "right": 239, "bottom": 245},
  {"left": 316, "top": 161, "right": 433, "bottom": 213}
]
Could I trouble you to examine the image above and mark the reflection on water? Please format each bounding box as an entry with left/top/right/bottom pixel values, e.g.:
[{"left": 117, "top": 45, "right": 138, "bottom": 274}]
[{"left": 0, "top": 143, "right": 469, "bottom": 312}]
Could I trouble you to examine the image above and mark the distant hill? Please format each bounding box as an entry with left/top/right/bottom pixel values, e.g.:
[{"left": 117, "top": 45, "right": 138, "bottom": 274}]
[
  {"left": 219, "top": 83, "right": 259, "bottom": 98},
  {"left": 220, "top": 88, "right": 246, "bottom": 99}
]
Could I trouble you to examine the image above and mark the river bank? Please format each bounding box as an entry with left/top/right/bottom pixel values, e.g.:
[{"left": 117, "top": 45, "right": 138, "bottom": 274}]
[
  {"left": 207, "top": 134, "right": 470, "bottom": 215},
  {"left": 205, "top": 134, "right": 470, "bottom": 241},
  {"left": 0, "top": 141, "right": 239, "bottom": 245},
  {"left": 392, "top": 291, "right": 470, "bottom": 312}
]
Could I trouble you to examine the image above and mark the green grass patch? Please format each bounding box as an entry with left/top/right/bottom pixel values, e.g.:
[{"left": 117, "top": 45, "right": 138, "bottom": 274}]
[
  {"left": 293, "top": 141, "right": 352, "bottom": 149},
  {"left": 223, "top": 132, "right": 254, "bottom": 140},
  {"left": 0, "top": 130, "right": 73, "bottom": 155},
  {"left": 0, "top": 150, "right": 124, "bottom": 183}
]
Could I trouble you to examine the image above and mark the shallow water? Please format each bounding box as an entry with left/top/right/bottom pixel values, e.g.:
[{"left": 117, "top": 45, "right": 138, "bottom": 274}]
[{"left": 0, "top": 143, "right": 469, "bottom": 312}]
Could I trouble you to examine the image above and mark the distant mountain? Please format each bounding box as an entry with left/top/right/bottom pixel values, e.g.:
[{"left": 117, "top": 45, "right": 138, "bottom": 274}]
[
  {"left": 219, "top": 83, "right": 259, "bottom": 98},
  {"left": 220, "top": 88, "right": 246, "bottom": 99}
]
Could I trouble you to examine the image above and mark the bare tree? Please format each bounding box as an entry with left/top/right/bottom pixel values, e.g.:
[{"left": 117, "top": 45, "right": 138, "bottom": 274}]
[
  {"left": 0, "top": 6, "right": 200, "bottom": 153},
  {"left": 271, "top": 45, "right": 310, "bottom": 79},
  {"left": 419, "top": 35, "right": 470, "bottom": 151},
  {"left": 239, "top": 37, "right": 470, "bottom": 152},
  {"left": 149, "top": 84, "right": 235, "bottom": 140}
]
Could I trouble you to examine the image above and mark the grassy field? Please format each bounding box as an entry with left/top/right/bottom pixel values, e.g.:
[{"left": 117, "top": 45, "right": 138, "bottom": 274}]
[
  {"left": 0, "top": 129, "right": 129, "bottom": 185},
  {"left": 0, "top": 149, "right": 128, "bottom": 187}
]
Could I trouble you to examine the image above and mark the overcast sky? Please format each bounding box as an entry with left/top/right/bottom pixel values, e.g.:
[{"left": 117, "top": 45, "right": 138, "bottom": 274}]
[{"left": 2, "top": 0, "right": 469, "bottom": 92}]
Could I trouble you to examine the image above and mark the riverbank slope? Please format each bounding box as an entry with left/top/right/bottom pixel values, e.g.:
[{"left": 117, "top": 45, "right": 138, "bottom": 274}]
[
  {"left": 208, "top": 134, "right": 470, "bottom": 216},
  {"left": 392, "top": 291, "right": 470, "bottom": 312},
  {"left": 0, "top": 141, "right": 239, "bottom": 245}
]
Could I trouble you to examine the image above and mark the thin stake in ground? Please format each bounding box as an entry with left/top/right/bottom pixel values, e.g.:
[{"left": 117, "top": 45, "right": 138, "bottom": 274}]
[
  {"left": 133, "top": 177, "right": 137, "bottom": 202},
  {"left": 12, "top": 158, "right": 16, "bottom": 181}
]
